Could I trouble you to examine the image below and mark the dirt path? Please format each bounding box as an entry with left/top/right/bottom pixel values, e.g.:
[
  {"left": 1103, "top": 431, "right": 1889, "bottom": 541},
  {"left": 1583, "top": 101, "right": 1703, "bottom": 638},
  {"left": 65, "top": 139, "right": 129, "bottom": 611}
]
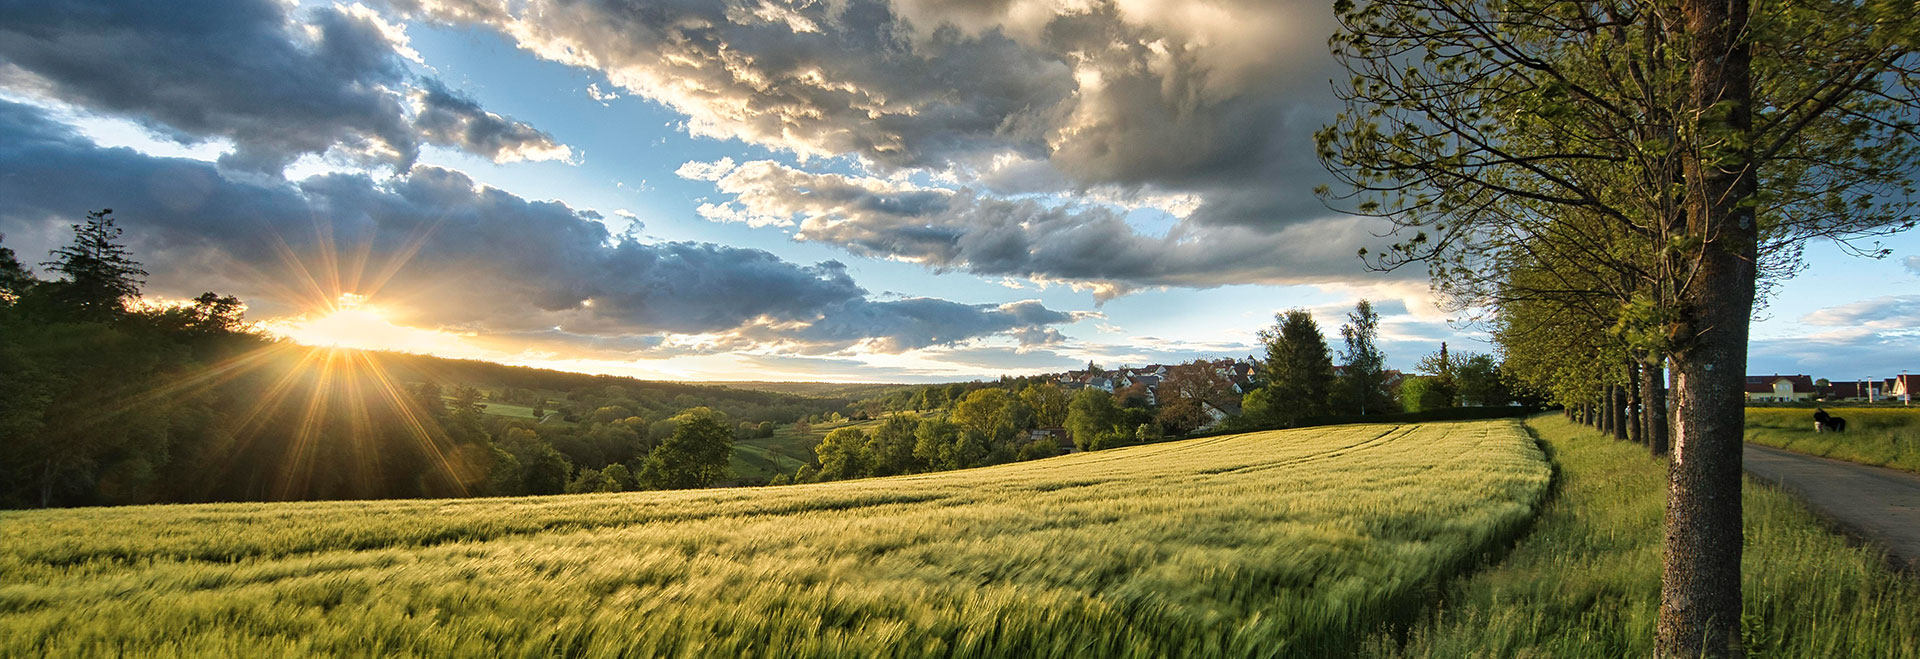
[{"left": 1745, "top": 443, "right": 1920, "bottom": 571}]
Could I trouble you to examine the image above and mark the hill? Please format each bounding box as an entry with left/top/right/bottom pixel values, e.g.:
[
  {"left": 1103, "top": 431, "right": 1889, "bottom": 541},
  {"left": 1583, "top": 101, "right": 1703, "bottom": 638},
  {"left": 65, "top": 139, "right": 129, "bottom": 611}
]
[
  {"left": 1, "top": 420, "right": 1549, "bottom": 655},
  {"left": 704, "top": 381, "right": 925, "bottom": 400}
]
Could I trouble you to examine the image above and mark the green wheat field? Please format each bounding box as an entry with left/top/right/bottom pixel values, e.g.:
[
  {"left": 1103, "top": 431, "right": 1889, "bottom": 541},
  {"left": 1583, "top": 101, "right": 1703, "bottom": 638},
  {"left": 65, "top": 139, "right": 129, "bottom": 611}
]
[{"left": 2, "top": 421, "right": 1549, "bottom": 657}]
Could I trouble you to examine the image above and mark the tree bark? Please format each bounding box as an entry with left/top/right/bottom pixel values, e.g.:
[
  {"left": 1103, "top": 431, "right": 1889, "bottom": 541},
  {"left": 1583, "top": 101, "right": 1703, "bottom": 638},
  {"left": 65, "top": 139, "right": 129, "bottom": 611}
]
[
  {"left": 1612, "top": 384, "right": 1629, "bottom": 441},
  {"left": 1644, "top": 353, "right": 1671, "bottom": 456},
  {"left": 1660, "top": 0, "right": 1756, "bottom": 655},
  {"left": 1628, "top": 362, "right": 1645, "bottom": 445}
]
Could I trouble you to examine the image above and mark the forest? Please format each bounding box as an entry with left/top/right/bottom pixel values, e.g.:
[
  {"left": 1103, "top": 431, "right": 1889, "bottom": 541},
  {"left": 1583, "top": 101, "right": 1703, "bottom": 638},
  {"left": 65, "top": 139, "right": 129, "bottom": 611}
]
[{"left": 0, "top": 212, "right": 850, "bottom": 508}]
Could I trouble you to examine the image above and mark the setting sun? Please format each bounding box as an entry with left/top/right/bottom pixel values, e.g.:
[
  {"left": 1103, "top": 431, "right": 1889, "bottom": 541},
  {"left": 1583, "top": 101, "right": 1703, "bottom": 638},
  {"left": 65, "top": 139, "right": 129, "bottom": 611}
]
[{"left": 266, "top": 294, "right": 469, "bottom": 354}]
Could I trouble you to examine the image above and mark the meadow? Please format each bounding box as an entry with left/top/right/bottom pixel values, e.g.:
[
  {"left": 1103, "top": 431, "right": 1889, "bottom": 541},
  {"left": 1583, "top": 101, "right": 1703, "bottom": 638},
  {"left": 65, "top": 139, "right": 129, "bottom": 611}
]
[
  {"left": 1368, "top": 415, "right": 1920, "bottom": 657},
  {"left": 1744, "top": 407, "right": 1920, "bottom": 473},
  {"left": 1, "top": 420, "right": 1548, "bottom": 657},
  {"left": 729, "top": 415, "right": 893, "bottom": 483}
]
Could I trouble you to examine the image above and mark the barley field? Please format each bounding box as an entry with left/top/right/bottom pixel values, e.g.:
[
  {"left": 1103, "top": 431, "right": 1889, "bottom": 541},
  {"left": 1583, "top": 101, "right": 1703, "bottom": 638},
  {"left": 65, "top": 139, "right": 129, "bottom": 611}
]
[{"left": 1, "top": 420, "right": 1549, "bottom": 657}]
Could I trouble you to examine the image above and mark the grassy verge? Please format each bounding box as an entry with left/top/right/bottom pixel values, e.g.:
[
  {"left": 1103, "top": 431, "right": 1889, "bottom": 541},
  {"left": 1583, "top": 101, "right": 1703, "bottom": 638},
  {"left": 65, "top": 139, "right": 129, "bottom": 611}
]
[
  {"left": 1365, "top": 414, "right": 1920, "bottom": 657},
  {"left": 1745, "top": 407, "right": 1920, "bottom": 474}
]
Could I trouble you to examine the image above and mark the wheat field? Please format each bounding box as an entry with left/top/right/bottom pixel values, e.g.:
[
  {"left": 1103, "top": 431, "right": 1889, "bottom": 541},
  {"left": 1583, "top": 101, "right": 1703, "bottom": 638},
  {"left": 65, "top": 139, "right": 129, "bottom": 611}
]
[{"left": 1, "top": 420, "right": 1549, "bottom": 657}]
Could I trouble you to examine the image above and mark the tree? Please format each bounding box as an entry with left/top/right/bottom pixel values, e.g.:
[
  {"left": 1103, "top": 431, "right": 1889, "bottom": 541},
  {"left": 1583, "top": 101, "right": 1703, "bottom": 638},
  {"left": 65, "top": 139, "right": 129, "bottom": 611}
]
[
  {"left": 0, "top": 236, "right": 34, "bottom": 304},
  {"left": 1156, "top": 360, "right": 1235, "bottom": 435},
  {"left": 1456, "top": 353, "right": 1510, "bottom": 407},
  {"left": 1414, "top": 343, "right": 1460, "bottom": 409},
  {"left": 1333, "top": 300, "right": 1392, "bottom": 415},
  {"left": 865, "top": 414, "right": 921, "bottom": 476},
  {"left": 640, "top": 407, "right": 733, "bottom": 489},
  {"left": 1257, "top": 309, "right": 1336, "bottom": 425},
  {"left": 41, "top": 209, "right": 147, "bottom": 320},
  {"left": 814, "top": 427, "right": 870, "bottom": 480},
  {"left": 1320, "top": 1, "right": 1920, "bottom": 652},
  {"left": 1064, "top": 388, "right": 1122, "bottom": 451},
  {"left": 1019, "top": 382, "right": 1070, "bottom": 428},
  {"left": 952, "top": 388, "right": 1022, "bottom": 442},
  {"left": 911, "top": 418, "right": 964, "bottom": 470}
]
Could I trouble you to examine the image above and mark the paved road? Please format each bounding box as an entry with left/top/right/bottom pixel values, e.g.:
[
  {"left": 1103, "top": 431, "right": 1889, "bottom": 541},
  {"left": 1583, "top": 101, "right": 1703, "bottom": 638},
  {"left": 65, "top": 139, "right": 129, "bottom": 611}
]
[{"left": 1745, "top": 443, "right": 1920, "bottom": 571}]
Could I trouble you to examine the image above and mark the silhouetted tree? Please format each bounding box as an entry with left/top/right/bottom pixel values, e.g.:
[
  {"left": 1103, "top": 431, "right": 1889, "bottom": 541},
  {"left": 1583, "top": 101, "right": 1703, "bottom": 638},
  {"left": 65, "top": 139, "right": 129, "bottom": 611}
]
[{"left": 42, "top": 209, "right": 146, "bottom": 321}]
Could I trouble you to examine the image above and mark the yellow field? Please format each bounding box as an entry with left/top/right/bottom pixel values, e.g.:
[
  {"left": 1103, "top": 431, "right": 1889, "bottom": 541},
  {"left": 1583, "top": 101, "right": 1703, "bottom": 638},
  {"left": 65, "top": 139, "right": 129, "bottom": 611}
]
[{"left": 0, "top": 420, "right": 1549, "bottom": 657}]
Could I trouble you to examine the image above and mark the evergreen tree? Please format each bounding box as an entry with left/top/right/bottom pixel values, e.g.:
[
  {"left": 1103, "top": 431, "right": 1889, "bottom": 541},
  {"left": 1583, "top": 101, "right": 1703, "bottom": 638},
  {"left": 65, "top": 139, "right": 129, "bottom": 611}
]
[
  {"left": 1256, "top": 309, "right": 1335, "bottom": 425},
  {"left": 42, "top": 209, "right": 147, "bottom": 320}
]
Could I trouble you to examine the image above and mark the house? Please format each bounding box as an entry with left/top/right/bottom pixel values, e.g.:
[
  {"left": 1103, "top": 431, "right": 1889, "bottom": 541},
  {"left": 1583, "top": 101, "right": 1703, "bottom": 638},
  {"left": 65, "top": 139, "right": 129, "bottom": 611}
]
[
  {"left": 1744, "top": 374, "right": 1815, "bottom": 402},
  {"left": 1892, "top": 374, "right": 1919, "bottom": 402},
  {"left": 1197, "top": 398, "right": 1243, "bottom": 432},
  {"left": 1825, "top": 381, "right": 1876, "bottom": 401}
]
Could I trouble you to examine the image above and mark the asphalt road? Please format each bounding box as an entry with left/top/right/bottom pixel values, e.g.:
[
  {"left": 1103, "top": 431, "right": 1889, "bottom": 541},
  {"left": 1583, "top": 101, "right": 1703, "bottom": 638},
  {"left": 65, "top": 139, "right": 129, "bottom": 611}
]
[{"left": 1745, "top": 442, "right": 1920, "bottom": 571}]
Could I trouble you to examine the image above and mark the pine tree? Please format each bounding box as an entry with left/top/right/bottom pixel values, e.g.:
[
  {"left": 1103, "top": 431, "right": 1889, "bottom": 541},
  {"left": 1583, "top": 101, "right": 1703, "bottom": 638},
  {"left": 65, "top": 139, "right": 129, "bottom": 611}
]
[
  {"left": 1256, "top": 309, "right": 1334, "bottom": 425},
  {"left": 42, "top": 210, "right": 146, "bottom": 320}
]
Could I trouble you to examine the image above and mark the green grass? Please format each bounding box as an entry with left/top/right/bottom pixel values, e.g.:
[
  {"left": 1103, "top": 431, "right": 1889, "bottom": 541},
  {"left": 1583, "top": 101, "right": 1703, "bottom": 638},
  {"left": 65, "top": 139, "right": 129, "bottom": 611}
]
[
  {"left": 1366, "top": 415, "right": 1920, "bottom": 657},
  {"left": 476, "top": 400, "right": 541, "bottom": 419},
  {"left": 1745, "top": 407, "right": 1920, "bottom": 474},
  {"left": 731, "top": 416, "right": 897, "bottom": 482},
  {"left": 1, "top": 420, "right": 1548, "bottom": 657}
]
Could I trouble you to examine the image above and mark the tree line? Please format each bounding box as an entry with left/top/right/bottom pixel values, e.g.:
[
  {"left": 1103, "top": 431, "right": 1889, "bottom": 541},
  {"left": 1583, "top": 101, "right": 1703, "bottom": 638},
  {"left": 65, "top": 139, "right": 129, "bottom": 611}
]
[
  {"left": 795, "top": 298, "right": 1524, "bottom": 486},
  {"left": 1317, "top": 0, "right": 1918, "bottom": 653},
  {"left": 0, "top": 212, "right": 833, "bottom": 507}
]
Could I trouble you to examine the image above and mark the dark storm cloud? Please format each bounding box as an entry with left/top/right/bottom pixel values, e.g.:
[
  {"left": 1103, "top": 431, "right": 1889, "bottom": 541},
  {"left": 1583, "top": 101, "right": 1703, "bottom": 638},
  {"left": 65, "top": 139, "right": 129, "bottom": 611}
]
[
  {"left": 392, "top": 0, "right": 1343, "bottom": 232},
  {"left": 390, "top": 0, "right": 1073, "bottom": 169},
  {"left": 0, "top": 0, "right": 566, "bottom": 173},
  {"left": 0, "top": 101, "right": 1077, "bottom": 353}
]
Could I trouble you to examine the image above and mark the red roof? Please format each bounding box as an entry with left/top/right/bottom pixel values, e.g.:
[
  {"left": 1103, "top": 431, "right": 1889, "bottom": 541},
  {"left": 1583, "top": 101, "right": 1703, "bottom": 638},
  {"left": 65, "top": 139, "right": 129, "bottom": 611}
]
[{"left": 1744, "top": 374, "right": 1814, "bottom": 394}]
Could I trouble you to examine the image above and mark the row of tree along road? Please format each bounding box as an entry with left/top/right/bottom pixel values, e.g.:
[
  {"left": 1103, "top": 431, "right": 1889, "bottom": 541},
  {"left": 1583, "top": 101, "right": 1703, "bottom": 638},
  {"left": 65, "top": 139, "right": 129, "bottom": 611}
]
[{"left": 1316, "top": 0, "right": 1919, "bottom": 655}]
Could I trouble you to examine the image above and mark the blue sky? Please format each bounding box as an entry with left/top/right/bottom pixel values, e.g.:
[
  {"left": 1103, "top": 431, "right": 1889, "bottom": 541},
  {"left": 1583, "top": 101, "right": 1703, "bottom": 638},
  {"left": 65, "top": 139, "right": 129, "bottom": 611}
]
[{"left": 0, "top": 0, "right": 1914, "bottom": 383}]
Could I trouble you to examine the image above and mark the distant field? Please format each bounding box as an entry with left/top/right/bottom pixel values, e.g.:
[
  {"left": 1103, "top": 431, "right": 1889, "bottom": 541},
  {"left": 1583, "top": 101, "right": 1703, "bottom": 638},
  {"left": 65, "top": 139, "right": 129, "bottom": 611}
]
[
  {"left": 730, "top": 415, "right": 898, "bottom": 482},
  {"left": 1372, "top": 415, "right": 1920, "bottom": 657},
  {"left": 1745, "top": 407, "right": 1920, "bottom": 473},
  {"left": 476, "top": 400, "right": 540, "bottom": 419},
  {"left": 1, "top": 420, "right": 1548, "bottom": 656}
]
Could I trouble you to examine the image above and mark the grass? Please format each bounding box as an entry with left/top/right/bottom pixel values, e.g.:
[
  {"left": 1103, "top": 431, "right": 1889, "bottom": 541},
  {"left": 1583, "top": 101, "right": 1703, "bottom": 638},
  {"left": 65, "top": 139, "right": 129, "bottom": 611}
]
[
  {"left": 476, "top": 400, "right": 541, "bottom": 419},
  {"left": 731, "top": 416, "right": 897, "bottom": 482},
  {"left": 1745, "top": 407, "right": 1920, "bottom": 474},
  {"left": 1366, "top": 414, "right": 1920, "bottom": 657},
  {"left": 1, "top": 420, "right": 1548, "bottom": 657}
]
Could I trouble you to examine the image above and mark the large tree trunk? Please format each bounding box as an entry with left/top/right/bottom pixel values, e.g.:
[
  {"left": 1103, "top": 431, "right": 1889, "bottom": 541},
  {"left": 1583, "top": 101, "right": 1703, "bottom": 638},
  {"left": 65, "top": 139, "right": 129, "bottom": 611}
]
[
  {"left": 1644, "top": 353, "right": 1671, "bottom": 456},
  {"left": 1660, "top": 0, "right": 1756, "bottom": 656}
]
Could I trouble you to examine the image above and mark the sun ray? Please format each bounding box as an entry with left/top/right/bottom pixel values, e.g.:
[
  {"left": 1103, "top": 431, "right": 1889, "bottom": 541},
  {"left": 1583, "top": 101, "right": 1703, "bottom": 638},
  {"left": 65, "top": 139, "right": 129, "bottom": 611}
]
[{"left": 352, "top": 350, "right": 470, "bottom": 497}]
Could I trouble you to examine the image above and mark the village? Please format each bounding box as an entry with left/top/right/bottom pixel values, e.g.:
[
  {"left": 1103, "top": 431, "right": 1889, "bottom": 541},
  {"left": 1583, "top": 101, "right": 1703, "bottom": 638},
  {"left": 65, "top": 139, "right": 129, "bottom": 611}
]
[{"left": 1745, "top": 373, "right": 1920, "bottom": 403}]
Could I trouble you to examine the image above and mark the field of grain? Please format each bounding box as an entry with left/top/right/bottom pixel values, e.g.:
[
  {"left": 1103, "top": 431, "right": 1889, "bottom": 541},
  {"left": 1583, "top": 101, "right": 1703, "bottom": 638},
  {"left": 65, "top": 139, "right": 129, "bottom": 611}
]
[
  {"left": 1, "top": 420, "right": 1548, "bottom": 657},
  {"left": 1745, "top": 407, "right": 1920, "bottom": 473}
]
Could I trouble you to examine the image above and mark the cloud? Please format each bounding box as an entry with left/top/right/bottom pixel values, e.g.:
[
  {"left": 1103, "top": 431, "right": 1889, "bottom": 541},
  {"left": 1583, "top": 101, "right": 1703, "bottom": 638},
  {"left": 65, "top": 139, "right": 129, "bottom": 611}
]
[
  {"left": 411, "top": 79, "right": 574, "bottom": 163},
  {"left": 680, "top": 158, "right": 1391, "bottom": 299},
  {"left": 926, "top": 346, "right": 1081, "bottom": 371},
  {"left": 388, "top": 0, "right": 1342, "bottom": 228},
  {"left": 0, "top": 0, "right": 566, "bottom": 173},
  {"left": 0, "top": 101, "right": 1080, "bottom": 355},
  {"left": 1905, "top": 255, "right": 1919, "bottom": 276},
  {"left": 1801, "top": 295, "right": 1920, "bottom": 331}
]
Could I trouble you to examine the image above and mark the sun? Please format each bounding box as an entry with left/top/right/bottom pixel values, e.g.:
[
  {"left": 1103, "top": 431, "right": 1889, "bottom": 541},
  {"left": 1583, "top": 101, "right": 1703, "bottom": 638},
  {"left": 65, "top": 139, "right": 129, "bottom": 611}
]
[{"left": 265, "top": 293, "right": 469, "bottom": 354}]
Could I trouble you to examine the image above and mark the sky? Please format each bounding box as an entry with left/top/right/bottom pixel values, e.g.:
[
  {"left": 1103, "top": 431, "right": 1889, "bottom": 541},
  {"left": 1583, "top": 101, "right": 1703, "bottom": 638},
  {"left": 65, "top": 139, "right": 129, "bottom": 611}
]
[{"left": 0, "top": 0, "right": 1914, "bottom": 384}]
